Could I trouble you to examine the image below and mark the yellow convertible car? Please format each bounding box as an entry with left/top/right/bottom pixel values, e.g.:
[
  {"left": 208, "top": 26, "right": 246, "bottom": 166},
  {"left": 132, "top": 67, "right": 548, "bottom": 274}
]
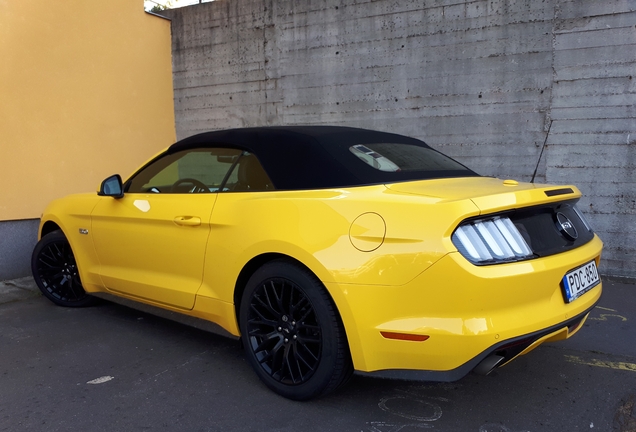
[{"left": 32, "top": 126, "right": 603, "bottom": 400}]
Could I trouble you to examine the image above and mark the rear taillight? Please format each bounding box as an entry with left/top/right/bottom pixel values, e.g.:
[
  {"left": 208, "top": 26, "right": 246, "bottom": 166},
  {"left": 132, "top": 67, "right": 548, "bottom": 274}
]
[{"left": 452, "top": 216, "right": 533, "bottom": 264}]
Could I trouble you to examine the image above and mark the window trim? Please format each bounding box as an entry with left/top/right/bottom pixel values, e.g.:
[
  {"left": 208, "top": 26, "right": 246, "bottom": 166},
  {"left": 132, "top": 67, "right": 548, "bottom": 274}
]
[{"left": 123, "top": 147, "right": 245, "bottom": 194}]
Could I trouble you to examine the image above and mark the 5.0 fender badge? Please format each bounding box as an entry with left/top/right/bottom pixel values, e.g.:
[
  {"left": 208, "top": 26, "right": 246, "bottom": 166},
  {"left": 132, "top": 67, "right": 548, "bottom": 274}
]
[
  {"left": 556, "top": 212, "right": 577, "bottom": 241},
  {"left": 79, "top": 228, "right": 89, "bottom": 235}
]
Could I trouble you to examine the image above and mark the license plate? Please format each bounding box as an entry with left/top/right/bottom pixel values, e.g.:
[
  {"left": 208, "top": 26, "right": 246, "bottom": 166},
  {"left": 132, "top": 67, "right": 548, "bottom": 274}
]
[{"left": 562, "top": 260, "right": 600, "bottom": 303}]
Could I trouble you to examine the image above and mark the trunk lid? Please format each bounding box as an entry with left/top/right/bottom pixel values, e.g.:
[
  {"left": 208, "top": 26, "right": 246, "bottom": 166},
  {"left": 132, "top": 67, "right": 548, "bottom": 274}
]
[{"left": 385, "top": 177, "right": 581, "bottom": 214}]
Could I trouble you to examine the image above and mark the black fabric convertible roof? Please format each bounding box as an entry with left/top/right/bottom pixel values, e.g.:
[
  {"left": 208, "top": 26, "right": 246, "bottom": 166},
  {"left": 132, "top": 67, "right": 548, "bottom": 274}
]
[{"left": 168, "top": 126, "right": 477, "bottom": 190}]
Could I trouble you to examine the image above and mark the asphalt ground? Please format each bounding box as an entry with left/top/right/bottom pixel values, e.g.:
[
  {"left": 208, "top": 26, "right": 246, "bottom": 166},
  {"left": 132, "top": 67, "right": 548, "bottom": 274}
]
[{"left": 0, "top": 277, "right": 635, "bottom": 432}]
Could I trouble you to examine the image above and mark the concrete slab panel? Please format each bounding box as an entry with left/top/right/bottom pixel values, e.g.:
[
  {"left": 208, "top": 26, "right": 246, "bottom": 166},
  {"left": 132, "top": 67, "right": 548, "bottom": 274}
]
[
  {"left": 0, "top": 219, "right": 39, "bottom": 281},
  {"left": 161, "top": 0, "right": 636, "bottom": 278}
]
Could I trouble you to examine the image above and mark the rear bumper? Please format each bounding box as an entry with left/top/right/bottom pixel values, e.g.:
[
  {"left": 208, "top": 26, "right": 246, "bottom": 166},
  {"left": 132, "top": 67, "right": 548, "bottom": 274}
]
[
  {"left": 355, "top": 303, "right": 596, "bottom": 381},
  {"left": 329, "top": 235, "right": 603, "bottom": 376}
]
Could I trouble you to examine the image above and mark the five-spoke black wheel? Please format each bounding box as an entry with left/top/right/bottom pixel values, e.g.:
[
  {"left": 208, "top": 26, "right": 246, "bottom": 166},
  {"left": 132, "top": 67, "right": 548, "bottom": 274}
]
[
  {"left": 31, "top": 230, "right": 96, "bottom": 307},
  {"left": 240, "top": 260, "right": 352, "bottom": 400}
]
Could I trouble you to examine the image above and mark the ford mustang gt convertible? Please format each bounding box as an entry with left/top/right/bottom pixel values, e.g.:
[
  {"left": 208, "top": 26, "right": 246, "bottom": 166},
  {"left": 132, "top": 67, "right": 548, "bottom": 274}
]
[{"left": 32, "top": 126, "right": 603, "bottom": 400}]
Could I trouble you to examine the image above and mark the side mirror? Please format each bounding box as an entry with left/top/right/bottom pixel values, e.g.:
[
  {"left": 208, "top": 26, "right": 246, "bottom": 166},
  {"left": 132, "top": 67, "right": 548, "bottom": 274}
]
[{"left": 98, "top": 174, "right": 124, "bottom": 198}]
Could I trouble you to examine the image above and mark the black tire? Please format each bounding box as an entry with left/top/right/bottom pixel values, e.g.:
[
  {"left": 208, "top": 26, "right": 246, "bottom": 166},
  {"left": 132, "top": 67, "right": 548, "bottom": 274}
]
[
  {"left": 31, "top": 230, "right": 96, "bottom": 307},
  {"left": 239, "top": 260, "right": 353, "bottom": 400}
]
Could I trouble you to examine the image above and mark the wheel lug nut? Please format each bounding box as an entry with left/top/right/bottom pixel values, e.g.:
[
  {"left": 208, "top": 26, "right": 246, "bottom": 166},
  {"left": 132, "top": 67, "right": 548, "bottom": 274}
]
[
  {"left": 284, "top": 338, "right": 289, "bottom": 343},
  {"left": 293, "top": 335, "right": 297, "bottom": 340},
  {"left": 277, "top": 327, "right": 282, "bottom": 331},
  {"left": 291, "top": 321, "right": 296, "bottom": 326}
]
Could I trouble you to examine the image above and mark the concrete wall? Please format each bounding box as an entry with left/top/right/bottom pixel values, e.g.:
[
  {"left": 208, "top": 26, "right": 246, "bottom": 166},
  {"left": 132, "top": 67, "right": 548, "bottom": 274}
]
[
  {"left": 164, "top": 0, "right": 635, "bottom": 279},
  {"left": 0, "top": 220, "right": 40, "bottom": 281},
  {"left": 0, "top": 1, "right": 176, "bottom": 281},
  {"left": 548, "top": 2, "right": 636, "bottom": 279}
]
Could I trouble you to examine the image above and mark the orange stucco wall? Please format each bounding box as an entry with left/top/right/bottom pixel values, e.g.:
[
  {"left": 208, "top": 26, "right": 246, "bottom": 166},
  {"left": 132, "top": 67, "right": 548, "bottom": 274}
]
[{"left": 0, "top": 1, "right": 176, "bottom": 220}]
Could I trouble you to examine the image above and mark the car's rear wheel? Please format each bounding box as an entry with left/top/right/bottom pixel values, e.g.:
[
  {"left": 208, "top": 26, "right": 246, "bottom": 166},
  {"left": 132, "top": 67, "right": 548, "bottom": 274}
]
[
  {"left": 239, "top": 260, "right": 352, "bottom": 400},
  {"left": 31, "top": 230, "right": 96, "bottom": 307}
]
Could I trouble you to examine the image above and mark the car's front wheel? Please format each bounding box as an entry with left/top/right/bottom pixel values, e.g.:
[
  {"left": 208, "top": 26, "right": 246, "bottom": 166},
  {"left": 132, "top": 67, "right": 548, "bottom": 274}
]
[
  {"left": 31, "top": 230, "right": 96, "bottom": 307},
  {"left": 239, "top": 260, "right": 352, "bottom": 400}
]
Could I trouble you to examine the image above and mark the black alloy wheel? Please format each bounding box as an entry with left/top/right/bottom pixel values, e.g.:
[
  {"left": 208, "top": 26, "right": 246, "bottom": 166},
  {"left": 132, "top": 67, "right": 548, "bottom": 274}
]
[
  {"left": 247, "top": 277, "right": 322, "bottom": 385},
  {"left": 240, "top": 260, "right": 352, "bottom": 400},
  {"left": 31, "top": 230, "right": 96, "bottom": 307}
]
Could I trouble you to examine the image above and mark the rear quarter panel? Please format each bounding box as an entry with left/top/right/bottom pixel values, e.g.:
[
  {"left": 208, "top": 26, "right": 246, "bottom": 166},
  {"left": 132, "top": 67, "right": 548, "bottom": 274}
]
[{"left": 196, "top": 185, "right": 482, "bottom": 342}]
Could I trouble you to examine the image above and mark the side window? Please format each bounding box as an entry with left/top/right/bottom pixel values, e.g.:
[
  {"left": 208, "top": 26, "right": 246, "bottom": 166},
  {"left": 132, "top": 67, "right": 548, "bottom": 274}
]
[
  {"left": 126, "top": 148, "right": 242, "bottom": 194},
  {"left": 227, "top": 153, "right": 274, "bottom": 192}
]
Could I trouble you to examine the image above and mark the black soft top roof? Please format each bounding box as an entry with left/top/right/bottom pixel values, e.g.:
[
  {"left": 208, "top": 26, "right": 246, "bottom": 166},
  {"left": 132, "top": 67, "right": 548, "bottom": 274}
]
[{"left": 168, "top": 126, "right": 476, "bottom": 190}]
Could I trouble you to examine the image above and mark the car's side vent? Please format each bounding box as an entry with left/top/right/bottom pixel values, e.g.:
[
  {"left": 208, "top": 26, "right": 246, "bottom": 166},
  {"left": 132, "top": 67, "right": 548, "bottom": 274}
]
[{"left": 545, "top": 188, "right": 574, "bottom": 197}]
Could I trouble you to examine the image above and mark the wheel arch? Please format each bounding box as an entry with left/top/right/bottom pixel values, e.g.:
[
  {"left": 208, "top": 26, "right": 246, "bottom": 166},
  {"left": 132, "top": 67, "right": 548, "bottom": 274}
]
[
  {"left": 233, "top": 253, "right": 351, "bottom": 342},
  {"left": 236, "top": 256, "right": 354, "bottom": 399},
  {"left": 233, "top": 253, "right": 324, "bottom": 319},
  {"left": 36, "top": 213, "right": 104, "bottom": 294},
  {"left": 31, "top": 227, "right": 97, "bottom": 307},
  {"left": 40, "top": 220, "right": 63, "bottom": 239}
]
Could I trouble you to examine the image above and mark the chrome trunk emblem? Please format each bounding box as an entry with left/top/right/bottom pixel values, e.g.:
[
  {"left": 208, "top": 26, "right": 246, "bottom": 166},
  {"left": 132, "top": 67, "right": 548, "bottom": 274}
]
[{"left": 556, "top": 213, "right": 577, "bottom": 240}]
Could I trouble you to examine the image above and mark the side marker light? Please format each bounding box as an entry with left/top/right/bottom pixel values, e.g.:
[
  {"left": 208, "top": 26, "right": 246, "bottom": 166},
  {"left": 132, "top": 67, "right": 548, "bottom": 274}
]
[{"left": 380, "top": 332, "right": 430, "bottom": 342}]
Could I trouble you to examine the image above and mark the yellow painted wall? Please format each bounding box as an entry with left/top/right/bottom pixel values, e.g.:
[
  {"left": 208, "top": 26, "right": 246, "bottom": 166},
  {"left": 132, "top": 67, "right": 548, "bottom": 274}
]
[{"left": 0, "top": 0, "right": 176, "bottom": 221}]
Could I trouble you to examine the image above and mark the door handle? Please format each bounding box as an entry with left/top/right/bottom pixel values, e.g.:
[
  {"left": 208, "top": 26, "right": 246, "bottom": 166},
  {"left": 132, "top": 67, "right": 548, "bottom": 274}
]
[{"left": 173, "top": 216, "right": 201, "bottom": 226}]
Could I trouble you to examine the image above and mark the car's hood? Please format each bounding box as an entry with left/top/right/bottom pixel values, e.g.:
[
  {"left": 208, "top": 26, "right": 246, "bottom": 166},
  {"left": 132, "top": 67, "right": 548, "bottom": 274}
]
[{"left": 385, "top": 177, "right": 581, "bottom": 213}]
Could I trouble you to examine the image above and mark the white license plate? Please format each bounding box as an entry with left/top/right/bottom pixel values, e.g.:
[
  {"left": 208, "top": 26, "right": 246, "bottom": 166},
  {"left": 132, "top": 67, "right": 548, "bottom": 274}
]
[{"left": 562, "top": 260, "right": 600, "bottom": 303}]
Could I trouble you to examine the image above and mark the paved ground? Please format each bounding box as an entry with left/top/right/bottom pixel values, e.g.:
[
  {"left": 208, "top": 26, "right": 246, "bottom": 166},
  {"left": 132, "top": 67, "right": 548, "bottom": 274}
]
[
  {"left": 0, "top": 277, "right": 40, "bottom": 305},
  {"left": 0, "top": 277, "right": 634, "bottom": 432}
]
